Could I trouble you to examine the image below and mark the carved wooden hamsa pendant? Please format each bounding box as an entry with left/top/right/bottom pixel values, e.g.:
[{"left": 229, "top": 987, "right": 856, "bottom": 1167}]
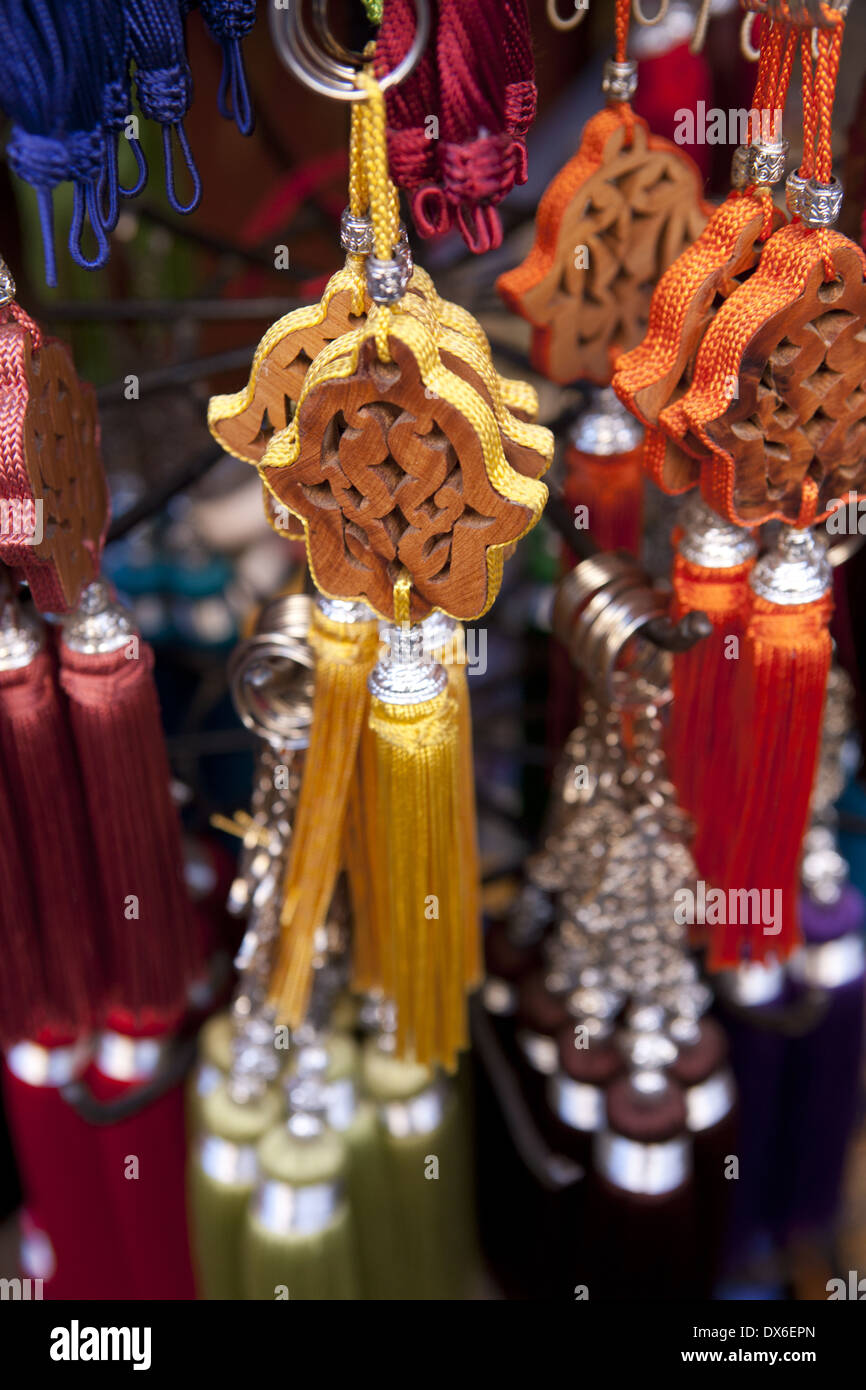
[
  {"left": 676, "top": 226, "right": 866, "bottom": 525},
  {"left": 0, "top": 322, "right": 107, "bottom": 611},
  {"left": 497, "top": 107, "right": 710, "bottom": 386},
  {"left": 613, "top": 193, "right": 785, "bottom": 494},
  {"left": 259, "top": 318, "right": 548, "bottom": 622}
]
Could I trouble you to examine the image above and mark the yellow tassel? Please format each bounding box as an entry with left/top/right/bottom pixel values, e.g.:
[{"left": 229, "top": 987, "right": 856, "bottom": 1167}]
[
  {"left": 268, "top": 600, "right": 379, "bottom": 1027},
  {"left": 344, "top": 708, "right": 386, "bottom": 997},
  {"left": 426, "top": 621, "right": 482, "bottom": 1000}
]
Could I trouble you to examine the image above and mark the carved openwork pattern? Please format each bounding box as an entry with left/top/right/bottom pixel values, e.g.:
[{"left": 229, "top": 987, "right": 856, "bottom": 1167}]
[
  {"left": 499, "top": 115, "right": 709, "bottom": 385},
  {"left": 0, "top": 326, "right": 106, "bottom": 611},
  {"left": 683, "top": 242, "right": 866, "bottom": 523},
  {"left": 262, "top": 338, "right": 536, "bottom": 621},
  {"left": 210, "top": 286, "right": 365, "bottom": 464}
]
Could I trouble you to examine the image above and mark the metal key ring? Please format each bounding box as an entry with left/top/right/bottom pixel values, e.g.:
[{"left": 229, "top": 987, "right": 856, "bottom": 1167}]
[
  {"left": 270, "top": 0, "right": 430, "bottom": 101},
  {"left": 229, "top": 594, "right": 316, "bottom": 749},
  {"left": 575, "top": 587, "right": 671, "bottom": 709},
  {"left": 552, "top": 552, "right": 645, "bottom": 654},
  {"left": 565, "top": 573, "right": 647, "bottom": 669},
  {"left": 229, "top": 633, "right": 315, "bottom": 749},
  {"left": 313, "top": 0, "right": 373, "bottom": 65}
]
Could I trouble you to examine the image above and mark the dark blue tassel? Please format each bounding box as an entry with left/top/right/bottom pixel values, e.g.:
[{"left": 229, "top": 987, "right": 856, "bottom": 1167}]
[
  {"left": 123, "top": 0, "right": 202, "bottom": 213},
  {"left": 0, "top": 0, "right": 117, "bottom": 284},
  {"left": 200, "top": 0, "right": 256, "bottom": 136}
]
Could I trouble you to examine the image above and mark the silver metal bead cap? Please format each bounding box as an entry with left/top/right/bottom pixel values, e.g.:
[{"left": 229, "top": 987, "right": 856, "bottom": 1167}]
[
  {"left": 368, "top": 622, "right": 447, "bottom": 704},
  {"left": 340, "top": 207, "right": 373, "bottom": 255},
  {"left": 286, "top": 1076, "right": 327, "bottom": 1138},
  {"left": 749, "top": 526, "right": 832, "bottom": 605},
  {"left": 602, "top": 59, "right": 638, "bottom": 104},
  {"left": 366, "top": 256, "right": 405, "bottom": 305},
  {"left": 569, "top": 386, "right": 643, "bottom": 455},
  {"left": 0, "top": 597, "right": 42, "bottom": 671},
  {"left": 785, "top": 169, "right": 807, "bottom": 218},
  {"left": 0, "top": 257, "right": 16, "bottom": 307},
  {"left": 316, "top": 595, "right": 374, "bottom": 625},
  {"left": 799, "top": 176, "right": 844, "bottom": 230},
  {"left": 395, "top": 224, "right": 413, "bottom": 291},
  {"left": 62, "top": 578, "right": 138, "bottom": 654},
  {"left": 730, "top": 145, "right": 750, "bottom": 190},
  {"left": 421, "top": 609, "right": 456, "bottom": 655},
  {"left": 678, "top": 494, "right": 757, "bottom": 568},
  {"left": 744, "top": 137, "right": 789, "bottom": 187}
]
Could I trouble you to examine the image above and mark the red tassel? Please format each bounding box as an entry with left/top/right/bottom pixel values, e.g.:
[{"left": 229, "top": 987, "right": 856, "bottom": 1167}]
[
  {"left": 2, "top": 1037, "right": 128, "bottom": 1300},
  {"left": 0, "top": 753, "right": 47, "bottom": 1044},
  {"left": 709, "top": 529, "right": 833, "bottom": 970},
  {"left": 667, "top": 502, "right": 757, "bottom": 885},
  {"left": 58, "top": 583, "right": 201, "bottom": 1020},
  {"left": 564, "top": 388, "right": 645, "bottom": 553},
  {"left": 0, "top": 605, "right": 102, "bottom": 1034},
  {"left": 564, "top": 445, "right": 645, "bottom": 555},
  {"left": 84, "top": 1010, "right": 195, "bottom": 1301}
]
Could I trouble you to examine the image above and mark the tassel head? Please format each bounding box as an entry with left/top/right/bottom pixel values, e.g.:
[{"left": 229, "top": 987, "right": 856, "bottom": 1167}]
[{"left": 63, "top": 578, "right": 137, "bottom": 655}]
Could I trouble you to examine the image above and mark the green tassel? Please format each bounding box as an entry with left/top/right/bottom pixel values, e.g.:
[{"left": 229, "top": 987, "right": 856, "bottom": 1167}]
[
  {"left": 187, "top": 1012, "right": 235, "bottom": 1133},
  {"left": 361, "top": 1039, "right": 479, "bottom": 1300},
  {"left": 242, "top": 1118, "right": 362, "bottom": 1301},
  {"left": 301, "top": 1032, "right": 394, "bottom": 1301},
  {"left": 187, "top": 1081, "right": 284, "bottom": 1300}
]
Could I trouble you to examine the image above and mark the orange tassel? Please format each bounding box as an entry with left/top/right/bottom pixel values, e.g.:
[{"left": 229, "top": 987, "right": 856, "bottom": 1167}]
[
  {"left": 563, "top": 388, "right": 645, "bottom": 554},
  {"left": 667, "top": 499, "right": 756, "bottom": 887},
  {"left": 708, "top": 527, "right": 832, "bottom": 971}
]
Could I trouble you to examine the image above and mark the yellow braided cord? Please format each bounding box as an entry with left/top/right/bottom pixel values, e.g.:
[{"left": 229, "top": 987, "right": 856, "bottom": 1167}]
[
  {"left": 410, "top": 267, "right": 539, "bottom": 419},
  {"left": 356, "top": 70, "right": 397, "bottom": 261},
  {"left": 207, "top": 264, "right": 367, "bottom": 464},
  {"left": 393, "top": 572, "right": 412, "bottom": 623},
  {"left": 348, "top": 102, "right": 368, "bottom": 219},
  {"left": 399, "top": 291, "right": 552, "bottom": 470}
]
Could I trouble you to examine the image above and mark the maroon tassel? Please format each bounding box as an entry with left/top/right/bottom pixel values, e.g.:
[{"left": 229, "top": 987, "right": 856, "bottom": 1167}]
[
  {"left": 0, "top": 748, "right": 47, "bottom": 1044},
  {"left": 85, "top": 1009, "right": 196, "bottom": 1300},
  {"left": 2, "top": 1036, "right": 127, "bottom": 1300},
  {"left": 59, "top": 581, "right": 201, "bottom": 1020},
  {"left": 0, "top": 602, "right": 101, "bottom": 1034}
]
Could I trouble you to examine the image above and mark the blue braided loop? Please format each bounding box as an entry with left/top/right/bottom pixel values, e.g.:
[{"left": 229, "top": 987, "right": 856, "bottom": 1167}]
[
  {"left": 123, "top": 0, "right": 201, "bottom": 212},
  {"left": 201, "top": 0, "right": 256, "bottom": 135},
  {"left": 0, "top": 0, "right": 117, "bottom": 283}
]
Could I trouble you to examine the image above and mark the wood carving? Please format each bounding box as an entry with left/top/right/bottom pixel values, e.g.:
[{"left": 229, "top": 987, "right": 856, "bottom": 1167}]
[
  {"left": 208, "top": 268, "right": 367, "bottom": 465},
  {"left": 0, "top": 322, "right": 107, "bottom": 612},
  {"left": 260, "top": 321, "right": 548, "bottom": 622},
  {"left": 497, "top": 107, "right": 710, "bottom": 386},
  {"left": 613, "top": 195, "right": 785, "bottom": 494},
  {"left": 209, "top": 262, "right": 544, "bottom": 472},
  {"left": 676, "top": 227, "right": 866, "bottom": 525}
]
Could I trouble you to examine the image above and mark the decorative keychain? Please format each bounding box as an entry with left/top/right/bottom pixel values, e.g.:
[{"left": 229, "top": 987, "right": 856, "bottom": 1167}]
[
  {"left": 497, "top": 0, "right": 710, "bottom": 387},
  {"left": 667, "top": 7, "right": 855, "bottom": 963},
  {"left": 613, "top": 10, "right": 794, "bottom": 494},
  {"left": 212, "top": 12, "right": 552, "bottom": 1069}
]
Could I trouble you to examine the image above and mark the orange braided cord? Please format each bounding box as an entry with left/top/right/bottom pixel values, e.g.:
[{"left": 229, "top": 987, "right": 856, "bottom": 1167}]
[
  {"left": 669, "top": 223, "right": 866, "bottom": 525},
  {"left": 613, "top": 192, "right": 779, "bottom": 419}
]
